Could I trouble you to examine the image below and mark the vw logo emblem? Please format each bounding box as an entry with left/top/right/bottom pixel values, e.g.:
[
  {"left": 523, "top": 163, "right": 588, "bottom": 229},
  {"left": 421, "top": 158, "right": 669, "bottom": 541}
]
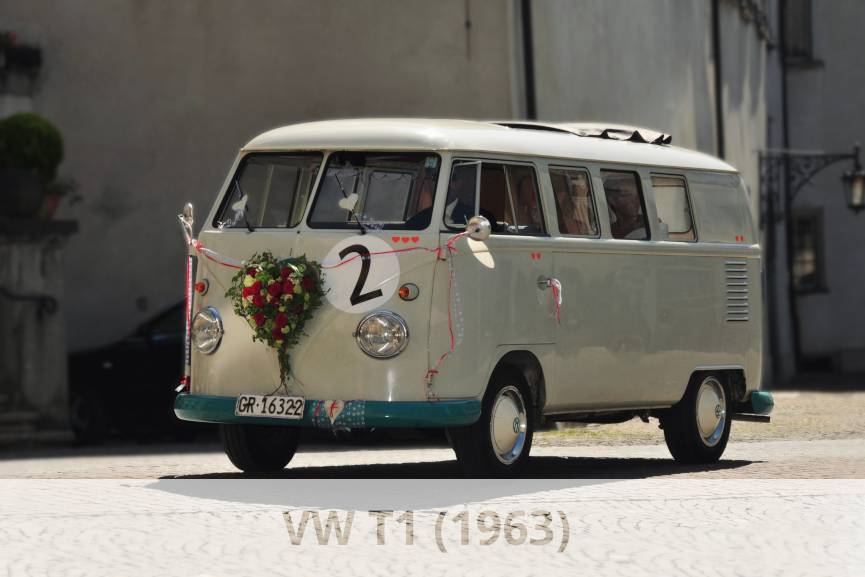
[{"left": 512, "top": 417, "right": 520, "bottom": 434}]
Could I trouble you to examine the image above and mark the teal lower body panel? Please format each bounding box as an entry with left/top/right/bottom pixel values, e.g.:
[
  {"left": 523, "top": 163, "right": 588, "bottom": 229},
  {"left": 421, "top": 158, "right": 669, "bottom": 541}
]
[{"left": 174, "top": 394, "right": 481, "bottom": 428}]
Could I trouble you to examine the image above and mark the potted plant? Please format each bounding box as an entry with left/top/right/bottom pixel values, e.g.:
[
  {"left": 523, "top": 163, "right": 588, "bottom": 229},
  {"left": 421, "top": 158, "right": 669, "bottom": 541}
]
[{"left": 0, "top": 112, "right": 65, "bottom": 218}]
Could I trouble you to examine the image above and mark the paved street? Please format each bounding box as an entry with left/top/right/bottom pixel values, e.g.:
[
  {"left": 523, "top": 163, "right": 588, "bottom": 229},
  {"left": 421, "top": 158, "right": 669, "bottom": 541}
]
[
  {"left": 0, "top": 391, "right": 863, "bottom": 576},
  {"left": 1, "top": 391, "right": 863, "bottom": 479}
]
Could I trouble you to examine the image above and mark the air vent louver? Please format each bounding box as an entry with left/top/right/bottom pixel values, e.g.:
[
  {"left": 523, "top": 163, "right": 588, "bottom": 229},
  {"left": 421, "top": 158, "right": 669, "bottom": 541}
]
[{"left": 725, "top": 260, "right": 750, "bottom": 322}]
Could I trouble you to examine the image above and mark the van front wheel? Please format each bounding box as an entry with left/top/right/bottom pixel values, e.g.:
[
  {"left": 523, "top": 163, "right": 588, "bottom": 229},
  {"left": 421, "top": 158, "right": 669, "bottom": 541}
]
[
  {"left": 448, "top": 369, "right": 534, "bottom": 477},
  {"left": 220, "top": 424, "right": 300, "bottom": 473},
  {"left": 661, "top": 373, "right": 732, "bottom": 464}
]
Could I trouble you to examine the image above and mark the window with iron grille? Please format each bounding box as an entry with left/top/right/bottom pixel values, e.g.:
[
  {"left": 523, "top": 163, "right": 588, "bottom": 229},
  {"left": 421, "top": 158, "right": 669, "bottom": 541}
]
[
  {"left": 792, "top": 208, "right": 826, "bottom": 293},
  {"left": 783, "top": 0, "right": 814, "bottom": 61}
]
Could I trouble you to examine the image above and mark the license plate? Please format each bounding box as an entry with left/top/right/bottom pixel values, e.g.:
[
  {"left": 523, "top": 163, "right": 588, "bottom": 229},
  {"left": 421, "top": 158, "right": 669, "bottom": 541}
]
[{"left": 234, "top": 395, "right": 305, "bottom": 420}]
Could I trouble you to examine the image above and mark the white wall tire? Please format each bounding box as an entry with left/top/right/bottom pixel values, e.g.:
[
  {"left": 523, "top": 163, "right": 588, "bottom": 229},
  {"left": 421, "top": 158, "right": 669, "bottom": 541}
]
[
  {"left": 661, "top": 373, "right": 733, "bottom": 464},
  {"left": 448, "top": 368, "right": 534, "bottom": 477}
]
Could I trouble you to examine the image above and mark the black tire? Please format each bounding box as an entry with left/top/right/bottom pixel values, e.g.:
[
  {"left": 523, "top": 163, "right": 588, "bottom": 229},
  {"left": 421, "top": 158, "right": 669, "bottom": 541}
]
[
  {"left": 70, "top": 389, "right": 109, "bottom": 444},
  {"left": 220, "top": 424, "right": 300, "bottom": 473},
  {"left": 661, "top": 372, "right": 733, "bottom": 464},
  {"left": 448, "top": 367, "right": 534, "bottom": 478}
]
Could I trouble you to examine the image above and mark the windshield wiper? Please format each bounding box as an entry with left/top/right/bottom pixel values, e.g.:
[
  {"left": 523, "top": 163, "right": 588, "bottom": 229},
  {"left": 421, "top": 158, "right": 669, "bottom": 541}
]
[
  {"left": 233, "top": 180, "right": 255, "bottom": 233},
  {"left": 334, "top": 172, "right": 366, "bottom": 235}
]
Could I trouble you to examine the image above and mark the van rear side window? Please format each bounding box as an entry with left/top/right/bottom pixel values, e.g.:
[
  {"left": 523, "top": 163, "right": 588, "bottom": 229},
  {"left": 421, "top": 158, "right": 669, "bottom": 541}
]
[
  {"left": 550, "top": 167, "right": 599, "bottom": 236},
  {"left": 651, "top": 174, "right": 696, "bottom": 241},
  {"left": 602, "top": 170, "right": 649, "bottom": 240},
  {"left": 215, "top": 153, "right": 322, "bottom": 229}
]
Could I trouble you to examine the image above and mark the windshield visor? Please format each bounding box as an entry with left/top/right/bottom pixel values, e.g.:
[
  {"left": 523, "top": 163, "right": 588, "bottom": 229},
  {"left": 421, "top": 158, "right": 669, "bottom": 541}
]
[{"left": 307, "top": 152, "right": 440, "bottom": 230}]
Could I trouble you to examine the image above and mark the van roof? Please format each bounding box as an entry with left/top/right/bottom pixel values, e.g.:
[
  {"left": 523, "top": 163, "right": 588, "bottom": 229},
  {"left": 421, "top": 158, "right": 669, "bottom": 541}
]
[{"left": 243, "top": 118, "right": 738, "bottom": 173}]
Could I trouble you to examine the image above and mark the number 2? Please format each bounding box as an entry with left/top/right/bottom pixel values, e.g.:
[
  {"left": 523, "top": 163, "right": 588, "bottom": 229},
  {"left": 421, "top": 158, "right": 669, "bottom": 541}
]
[{"left": 339, "top": 244, "right": 383, "bottom": 306}]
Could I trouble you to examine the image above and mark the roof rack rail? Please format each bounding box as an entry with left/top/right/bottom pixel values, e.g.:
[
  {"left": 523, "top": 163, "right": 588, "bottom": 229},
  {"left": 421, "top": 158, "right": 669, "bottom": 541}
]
[{"left": 493, "top": 121, "right": 672, "bottom": 145}]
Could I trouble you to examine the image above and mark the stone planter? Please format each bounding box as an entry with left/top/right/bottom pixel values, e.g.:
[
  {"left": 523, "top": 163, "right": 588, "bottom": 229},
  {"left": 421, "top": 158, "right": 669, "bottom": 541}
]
[{"left": 0, "top": 169, "right": 43, "bottom": 218}]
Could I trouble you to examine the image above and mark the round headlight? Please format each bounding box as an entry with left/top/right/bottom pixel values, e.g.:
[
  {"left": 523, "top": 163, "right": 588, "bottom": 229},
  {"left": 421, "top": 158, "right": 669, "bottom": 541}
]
[
  {"left": 355, "top": 311, "right": 409, "bottom": 359},
  {"left": 191, "top": 307, "right": 223, "bottom": 354}
]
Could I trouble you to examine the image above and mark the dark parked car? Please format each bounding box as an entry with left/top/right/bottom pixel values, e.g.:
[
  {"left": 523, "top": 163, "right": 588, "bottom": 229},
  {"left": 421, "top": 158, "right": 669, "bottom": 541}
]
[{"left": 68, "top": 302, "right": 200, "bottom": 442}]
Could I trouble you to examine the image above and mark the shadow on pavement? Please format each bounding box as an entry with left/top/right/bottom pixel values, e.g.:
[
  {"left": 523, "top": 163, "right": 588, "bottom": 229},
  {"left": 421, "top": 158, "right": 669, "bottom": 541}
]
[{"left": 152, "top": 456, "right": 753, "bottom": 510}]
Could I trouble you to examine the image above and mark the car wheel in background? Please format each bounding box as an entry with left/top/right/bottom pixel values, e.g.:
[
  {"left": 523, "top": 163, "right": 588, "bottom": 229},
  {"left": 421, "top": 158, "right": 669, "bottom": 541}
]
[{"left": 70, "top": 389, "right": 109, "bottom": 444}]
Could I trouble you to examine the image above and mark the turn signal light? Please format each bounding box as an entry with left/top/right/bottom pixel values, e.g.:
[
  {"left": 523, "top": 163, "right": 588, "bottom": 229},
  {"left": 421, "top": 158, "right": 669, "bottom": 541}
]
[
  {"left": 398, "top": 283, "right": 419, "bottom": 301},
  {"left": 195, "top": 280, "right": 209, "bottom": 295}
]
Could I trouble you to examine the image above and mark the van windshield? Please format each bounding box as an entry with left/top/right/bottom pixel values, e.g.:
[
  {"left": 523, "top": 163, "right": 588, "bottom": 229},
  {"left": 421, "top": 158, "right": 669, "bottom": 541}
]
[
  {"left": 307, "top": 152, "right": 440, "bottom": 230},
  {"left": 214, "top": 153, "right": 323, "bottom": 229}
]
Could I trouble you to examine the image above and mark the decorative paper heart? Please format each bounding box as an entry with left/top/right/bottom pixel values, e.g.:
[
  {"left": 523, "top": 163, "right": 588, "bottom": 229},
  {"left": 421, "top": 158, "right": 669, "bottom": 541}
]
[
  {"left": 391, "top": 236, "right": 401, "bottom": 243},
  {"left": 326, "top": 400, "right": 345, "bottom": 424},
  {"left": 338, "top": 193, "right": 359, "bottom": 212},
  {"left": 411, "top": 236, "right": 420, "bottom": 243}
]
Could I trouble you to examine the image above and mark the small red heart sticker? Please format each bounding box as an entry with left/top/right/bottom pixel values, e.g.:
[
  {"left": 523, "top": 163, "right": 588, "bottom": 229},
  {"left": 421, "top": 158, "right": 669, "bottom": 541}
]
[
  {"left": 411, "top": 236, "right": 420, "bottom": 243},
  {"left": 402, "top": 236, "right": 410, "bottom": 243},
  {"left": 391, "top": 236, "right": 401, "bottom": 243}
]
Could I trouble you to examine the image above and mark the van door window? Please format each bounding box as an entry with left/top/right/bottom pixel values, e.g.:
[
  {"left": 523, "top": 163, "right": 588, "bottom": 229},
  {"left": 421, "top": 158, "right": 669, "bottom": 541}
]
[
  {"left": 444, "top": 161, "right": 545, "bottom": 235},
  {"left": 308, "top": 152, "right": 440, "bottom": 230},
  {"left": 215, "top": 153, "right": 322, "bottom": 229},
  {"left": 602, "top": 170, "right": 649, "bottom": 240},
  {"left": 651, "top": 175, "right": 696, "bottom": 241},
  {"left": 550, "top": 167, "right": 599, "bottom": 236}
]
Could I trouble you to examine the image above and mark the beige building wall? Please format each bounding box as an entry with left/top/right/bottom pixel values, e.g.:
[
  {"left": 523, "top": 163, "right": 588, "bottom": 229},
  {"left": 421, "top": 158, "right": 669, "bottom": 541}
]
[
  {"left": 532, "top": 0, "right": 766, "bottom": 218},
  {"left": 1, "top": 0, "right": 768, "bottom": 354}
]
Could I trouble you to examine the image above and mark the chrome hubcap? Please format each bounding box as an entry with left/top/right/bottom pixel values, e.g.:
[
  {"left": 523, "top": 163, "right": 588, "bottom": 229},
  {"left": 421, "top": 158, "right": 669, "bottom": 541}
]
[
  {"left": 695, "top": 376, "right": 727, "bottom": 447},
  {"left": 490, "top": 385, "right": 527, "bottom": 464}
]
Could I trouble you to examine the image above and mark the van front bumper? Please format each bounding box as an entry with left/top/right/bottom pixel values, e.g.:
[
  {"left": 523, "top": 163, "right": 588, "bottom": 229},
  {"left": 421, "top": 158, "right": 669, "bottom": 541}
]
[{"left": 174, "top": 394, "right": 481, "bottom": 429}]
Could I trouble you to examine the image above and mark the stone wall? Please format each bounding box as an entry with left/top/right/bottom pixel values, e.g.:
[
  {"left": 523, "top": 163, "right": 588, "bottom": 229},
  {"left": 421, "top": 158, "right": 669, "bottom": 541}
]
[{"left": 0, "top": 222, "right": 75, "bottom": 430}]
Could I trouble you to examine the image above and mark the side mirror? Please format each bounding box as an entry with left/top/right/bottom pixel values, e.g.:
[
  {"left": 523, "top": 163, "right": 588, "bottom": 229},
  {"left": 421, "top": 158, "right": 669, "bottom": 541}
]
[
  {"left": 179, "top": 203, "right": 195, "bottom": 245},
  {"left": 466, "top": 215, "right": 491, "bottom": 241}
]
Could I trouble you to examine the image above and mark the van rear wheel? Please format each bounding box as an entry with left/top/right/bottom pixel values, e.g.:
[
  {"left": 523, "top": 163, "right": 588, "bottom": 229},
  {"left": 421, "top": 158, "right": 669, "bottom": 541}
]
[
  {"left": 220, "top": 424, "right": 300, "bottom": 473},
  {"left": 661, "top": 373, "right": 732, "bottom": 464},
  {"left": 448, "top": 368, "right": 534, "bottom": 477}
]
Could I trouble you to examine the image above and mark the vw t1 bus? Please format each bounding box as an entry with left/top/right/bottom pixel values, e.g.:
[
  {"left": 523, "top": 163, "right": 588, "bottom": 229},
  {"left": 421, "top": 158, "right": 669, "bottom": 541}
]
[{"left": 175, "top": 119, "right": 774, "bottom": 476}]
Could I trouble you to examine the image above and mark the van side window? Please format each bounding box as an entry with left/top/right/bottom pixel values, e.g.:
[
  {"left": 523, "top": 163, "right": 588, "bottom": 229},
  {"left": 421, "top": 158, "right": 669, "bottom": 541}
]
[
  {"left": 443, "top": 162, "right": 479, "bottom": 228},
  {"left": 550, "top": 167, "right": 599, "bottom": 236},
  {"left": 602, "top": 170, "right": 649, "bottom": 240},
  {"left": 444, "top": 161, "right": 545, "bottom": 235},
  {"left": 651, "top": 175, "right": 696, "bottom": 241}
]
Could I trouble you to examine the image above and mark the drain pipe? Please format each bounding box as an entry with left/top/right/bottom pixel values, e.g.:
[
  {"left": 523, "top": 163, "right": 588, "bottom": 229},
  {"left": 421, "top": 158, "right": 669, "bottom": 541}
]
[
  {"left": 520, "top": 0, "right": 537, "bottom": 120},
  {"left": 711, "top": 0, "right": 726, "bottom": 158}
]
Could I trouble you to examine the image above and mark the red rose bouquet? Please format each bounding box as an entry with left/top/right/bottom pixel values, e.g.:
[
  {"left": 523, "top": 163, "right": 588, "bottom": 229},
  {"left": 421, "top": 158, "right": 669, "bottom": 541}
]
[{"left": 225, "top": 252, "right": 325, "bottom": 385}]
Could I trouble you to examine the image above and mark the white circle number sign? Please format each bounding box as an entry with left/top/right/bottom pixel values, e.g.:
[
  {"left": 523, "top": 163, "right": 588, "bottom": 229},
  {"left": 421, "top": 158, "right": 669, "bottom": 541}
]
[{"left": 322, "top": 235, "right": 400, "bottom": 313}]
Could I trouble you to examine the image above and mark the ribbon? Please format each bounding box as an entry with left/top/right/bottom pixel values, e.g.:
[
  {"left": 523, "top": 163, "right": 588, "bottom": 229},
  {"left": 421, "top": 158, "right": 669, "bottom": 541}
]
[
  {"left": 547, "top": 277, "right": 563, "bottom": 325},
  {"left": 178, "top": 228, "right": 561, "bottom": 395},
  {"left": 192, "top": 240, "right": 244, "bottom": 270}
]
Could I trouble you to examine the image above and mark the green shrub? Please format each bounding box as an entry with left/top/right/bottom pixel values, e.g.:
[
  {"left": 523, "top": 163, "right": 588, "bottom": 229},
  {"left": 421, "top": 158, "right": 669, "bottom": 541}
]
[{"left": 0, "top": 112, "right": 64, "bottom": 183}]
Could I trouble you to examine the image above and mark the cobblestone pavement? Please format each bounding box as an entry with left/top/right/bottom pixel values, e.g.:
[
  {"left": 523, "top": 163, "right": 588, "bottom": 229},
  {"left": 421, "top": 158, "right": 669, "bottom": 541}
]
[
  {"left": 1, "top": 391, "right": 863, "bottom": 576},
  {"left": 0, "top": 439, "right": 864, "bottom": 479}
]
